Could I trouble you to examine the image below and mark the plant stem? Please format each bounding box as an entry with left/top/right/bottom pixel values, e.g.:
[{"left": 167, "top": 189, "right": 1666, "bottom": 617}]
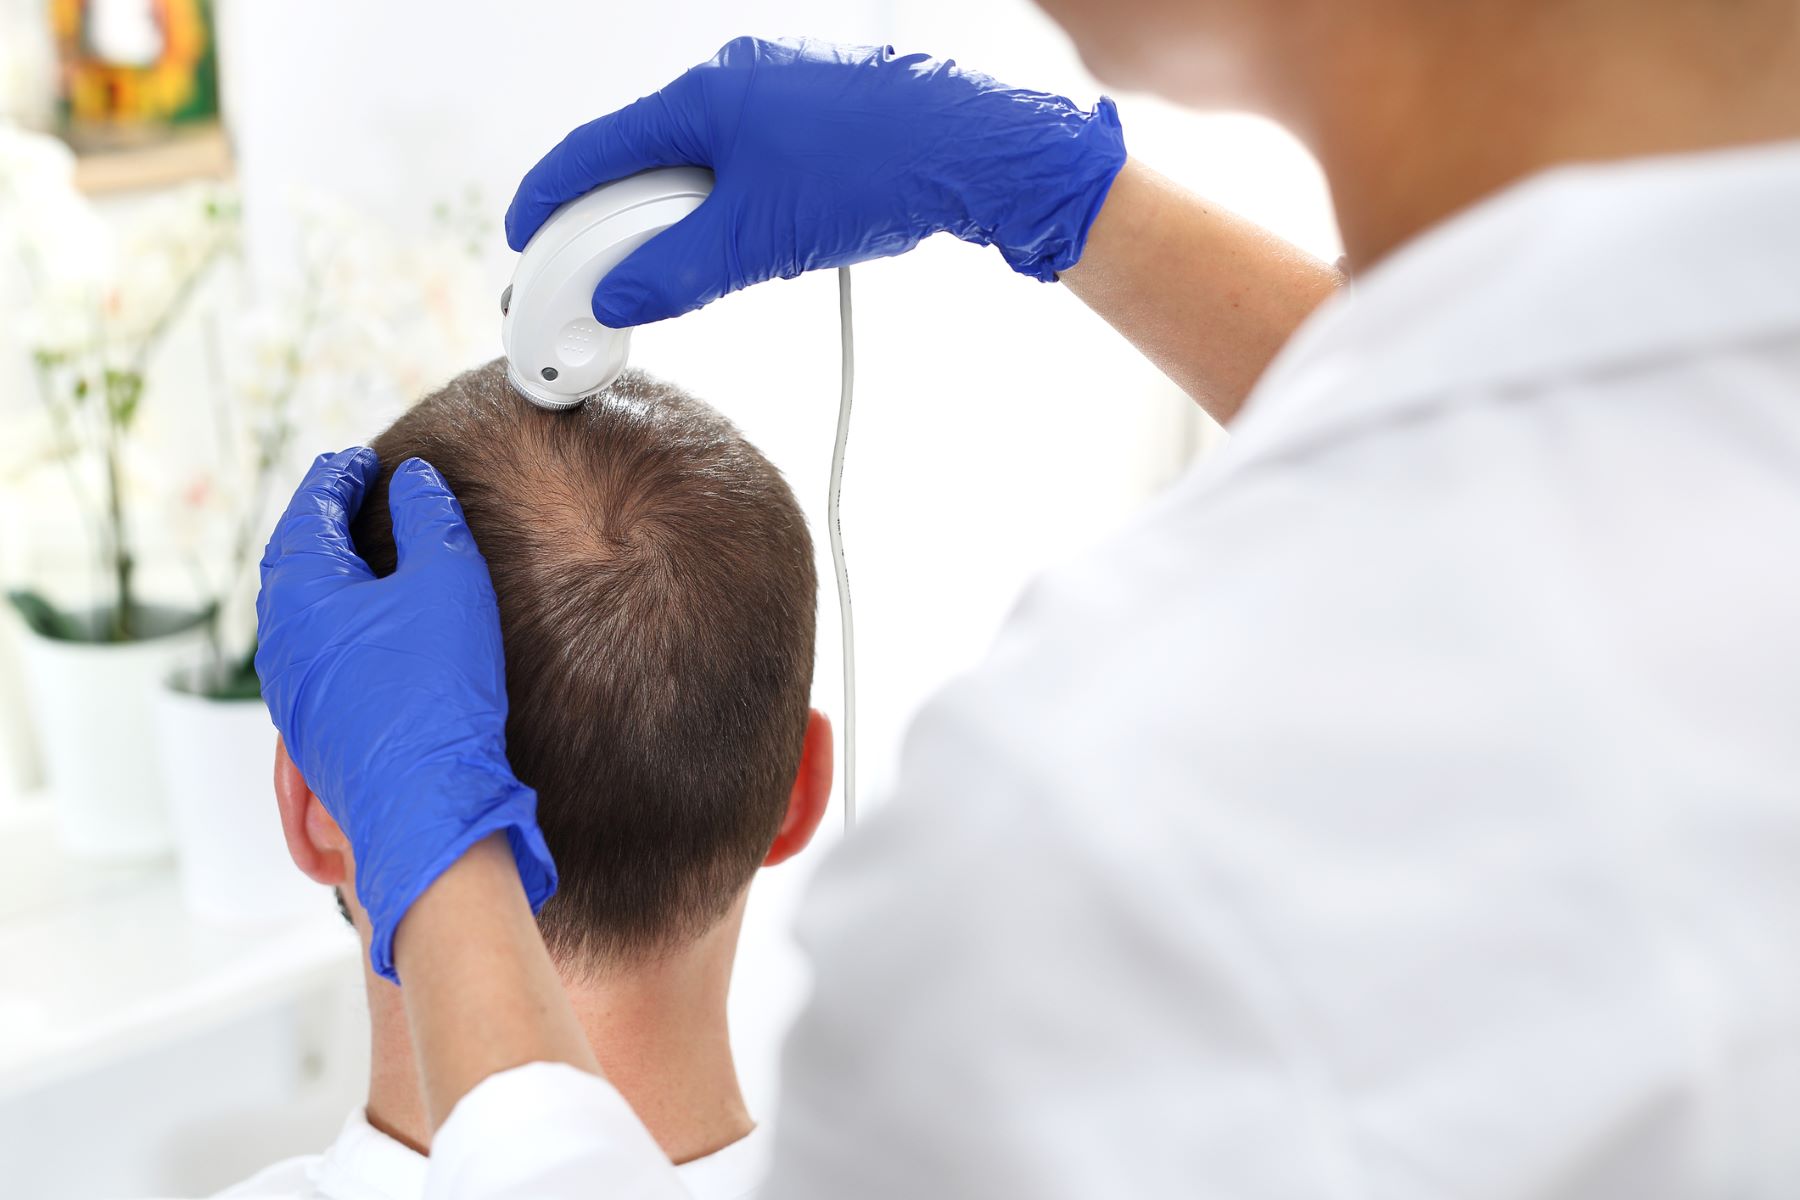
[
  {"left": 209, "top": 251, "right": 325, "bottom": 666},
  {"left": 29, "top": 357, "right": 108, "bottom": 563},
  {"left": 104, "top": 235, "right": 226, "bottom": 641},
  {"left": 103, "top": 417, "right": 133, "bottom": 641},
  {"left": 130, "top": 238, "right": 228, "bottom": 375}
]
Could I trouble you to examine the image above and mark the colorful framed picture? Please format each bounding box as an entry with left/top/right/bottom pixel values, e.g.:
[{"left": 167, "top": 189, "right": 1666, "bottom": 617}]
[{"left": 51, "top": 0, "right": 219, "bottom": 149}]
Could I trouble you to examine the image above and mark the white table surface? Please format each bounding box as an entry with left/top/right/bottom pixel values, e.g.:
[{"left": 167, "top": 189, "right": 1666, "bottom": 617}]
[{"left": 0, "top": 797, "right": 360, "bottom": 1099}]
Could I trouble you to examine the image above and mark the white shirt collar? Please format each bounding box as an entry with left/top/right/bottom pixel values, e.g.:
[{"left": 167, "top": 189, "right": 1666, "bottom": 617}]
[
  {"left": 1228, "top": 138, "right": 1800, "bottom": 470},
  {"left": 670, "top": 1121, "right": 773, "bottom": 1199},
  {"left": 304, "top": 1107, "right": 771, "bottom": 1200},
  {"left": 307, "top": 1110, "right": 427, "bottom": 1200}
]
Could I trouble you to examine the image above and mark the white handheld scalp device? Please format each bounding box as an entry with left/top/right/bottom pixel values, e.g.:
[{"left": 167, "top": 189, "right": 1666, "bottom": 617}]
[{"left": 500, "top": 166, "right": 714, "bottom": 410}]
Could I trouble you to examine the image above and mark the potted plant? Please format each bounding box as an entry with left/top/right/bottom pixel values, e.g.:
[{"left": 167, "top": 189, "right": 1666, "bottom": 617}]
[
  {"left": 151, "top": 267, "right": 320, "bottom": 923},
  {"left": 2, "top": 118, "right": 488, "bottom": 891},
  {"left": 148, "top": 192, "right": 489, "bottom": 922},
  {"left": 1, "top": 125, "right": 232, "bottom": 858}
]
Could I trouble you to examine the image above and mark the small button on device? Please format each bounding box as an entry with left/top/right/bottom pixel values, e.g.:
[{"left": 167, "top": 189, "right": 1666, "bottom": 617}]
[{"left": 541, "top": 367, "right": 558, "bottom": 381}]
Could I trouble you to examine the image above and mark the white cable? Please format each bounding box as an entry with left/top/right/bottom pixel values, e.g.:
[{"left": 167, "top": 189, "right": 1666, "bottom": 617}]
[{"left": 829, "top": 266, "right": 857, "bottom": 830}]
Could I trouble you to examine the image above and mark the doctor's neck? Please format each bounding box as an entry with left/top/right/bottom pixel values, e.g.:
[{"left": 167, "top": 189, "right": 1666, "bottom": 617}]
[
  {"left": 1275, "top": 0, "right": 1800, "bottom": 268},
  {"left": 359, "top": 897, "right": 753, "bottom": 1164}
]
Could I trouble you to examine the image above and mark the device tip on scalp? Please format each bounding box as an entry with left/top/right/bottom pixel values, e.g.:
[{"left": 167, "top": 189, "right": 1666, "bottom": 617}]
[{"left": 499, "top": 166, "right": 714, "bottom": 411}]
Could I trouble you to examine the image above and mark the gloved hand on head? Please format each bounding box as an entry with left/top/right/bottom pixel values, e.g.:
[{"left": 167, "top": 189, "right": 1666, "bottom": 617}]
[
  {"left": 255, "top": 448, "right": 556, "bottom": 983},
  {"left": 505, "top": 36, "right": 1127, "bottom": 328}
]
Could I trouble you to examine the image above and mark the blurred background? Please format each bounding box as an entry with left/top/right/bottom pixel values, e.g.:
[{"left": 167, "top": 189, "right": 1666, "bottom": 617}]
[{"left": 0, "top": 1, "right": 1338, "bottom": 1195}]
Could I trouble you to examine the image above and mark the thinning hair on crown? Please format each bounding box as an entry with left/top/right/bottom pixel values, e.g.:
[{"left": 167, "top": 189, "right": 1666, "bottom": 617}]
[{"left": 351, "top": 360, "right": 818, "bottom": 968}]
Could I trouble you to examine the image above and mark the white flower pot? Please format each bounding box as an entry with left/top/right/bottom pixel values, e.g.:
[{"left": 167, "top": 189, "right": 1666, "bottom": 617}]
[
  {"left": 13, "top": 607, "right": 209, "bottom": 858},
  {"left": 154, "top": 679, "right": 323, "bottom": 925},
  {"left": 0, "top": 618, "right": 39, "bottom": 798}
]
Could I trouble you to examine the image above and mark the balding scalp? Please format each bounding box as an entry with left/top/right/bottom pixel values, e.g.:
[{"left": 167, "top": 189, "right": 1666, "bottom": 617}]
[{"left": 352, "top": 360, "right": 816, "bottom": 969}]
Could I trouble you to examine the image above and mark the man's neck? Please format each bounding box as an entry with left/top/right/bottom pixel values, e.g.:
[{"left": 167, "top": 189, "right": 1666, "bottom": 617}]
[
  {"left": 1285, "top": 2, "right": 1800, "bottom": 269},
  {"left": 363, "top": 913, "right": 753, "bottom": 1164}
]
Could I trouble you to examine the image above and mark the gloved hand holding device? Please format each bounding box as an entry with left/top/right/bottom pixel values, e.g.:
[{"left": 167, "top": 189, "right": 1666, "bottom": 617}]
[
  {"left": 505, "top": 36, "right": 1127, "bottom": 328},
  {"left": 255, "top": 448, "right": 557, "bottom": 983}
]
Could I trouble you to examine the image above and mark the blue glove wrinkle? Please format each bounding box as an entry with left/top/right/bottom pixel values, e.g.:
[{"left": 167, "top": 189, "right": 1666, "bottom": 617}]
[{"left": 504, "top": 36, "right": 1127, "bottom": 327}]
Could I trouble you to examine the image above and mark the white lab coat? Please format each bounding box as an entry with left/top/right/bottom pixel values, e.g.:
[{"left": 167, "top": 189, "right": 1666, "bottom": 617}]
[{"left": 425, "top": 140, "right": 1800, "bottom": 1200}]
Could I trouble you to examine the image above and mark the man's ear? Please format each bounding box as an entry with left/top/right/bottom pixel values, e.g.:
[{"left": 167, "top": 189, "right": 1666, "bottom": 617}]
[
  {"left": 274, "top": 737, "right": 352, "bottom": 886},
  {"left": 764, "top": 708, "right": 833, "bottom": 867}
]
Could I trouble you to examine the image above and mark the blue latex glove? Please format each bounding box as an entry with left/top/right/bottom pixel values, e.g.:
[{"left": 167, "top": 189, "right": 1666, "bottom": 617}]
[
  {"left": 255, "top": 448, "right": 556, "bottom": 982},
  {"left": 505, "top": 36, "right": 1127, "bottom": 327}
]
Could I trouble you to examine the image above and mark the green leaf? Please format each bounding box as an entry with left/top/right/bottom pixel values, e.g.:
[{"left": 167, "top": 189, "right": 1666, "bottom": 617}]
[
  {"left": 105, "top": 369, "right": 145, "bottom": 428},
  {"left": 208, "top": 656, "right": 264, "bottom": 701},
  {"left": 178, "top": 640, "right": 261, "bottom": 700},
  {"left": 6, "top": 590, "right": 87, "bottom": 641},
  {"left": 6, "top": 594, "right": 212, "bottom": 644}
]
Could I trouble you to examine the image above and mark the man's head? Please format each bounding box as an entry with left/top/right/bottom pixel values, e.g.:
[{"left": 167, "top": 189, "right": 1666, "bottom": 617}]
[{"left": 276, "top": 360, "right": 831, "bottom": 972}]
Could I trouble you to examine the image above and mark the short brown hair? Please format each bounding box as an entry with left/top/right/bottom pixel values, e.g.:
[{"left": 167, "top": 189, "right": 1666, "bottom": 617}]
[{"left": 351, "top": 360, "right": 817, "bottom": 967}]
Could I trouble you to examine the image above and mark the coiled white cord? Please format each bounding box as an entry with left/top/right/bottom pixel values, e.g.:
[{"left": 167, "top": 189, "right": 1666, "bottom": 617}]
[{"left": 829, "top": 267, "right": 857, "bottom": 830}]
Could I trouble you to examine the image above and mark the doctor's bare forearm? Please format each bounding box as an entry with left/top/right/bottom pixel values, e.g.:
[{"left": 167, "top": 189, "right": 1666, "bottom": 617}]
[
  {"left": 1060, "top": 158, "right": 1342, "bottom": 424},
  {"left": 393, "top": 833, "right": 601, "bottom": 1132}
]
